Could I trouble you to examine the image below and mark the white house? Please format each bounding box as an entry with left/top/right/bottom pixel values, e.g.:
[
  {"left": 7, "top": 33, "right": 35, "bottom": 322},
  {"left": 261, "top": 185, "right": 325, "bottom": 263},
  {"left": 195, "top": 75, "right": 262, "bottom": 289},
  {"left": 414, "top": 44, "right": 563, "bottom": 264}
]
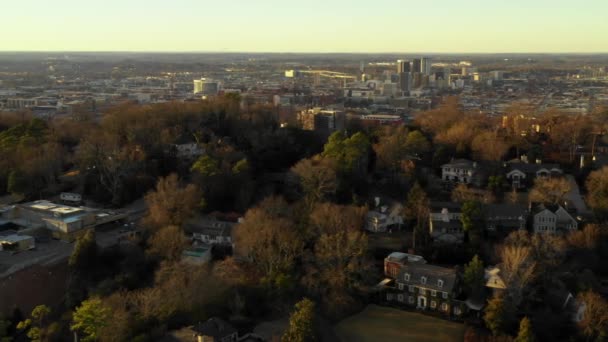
[
  {"left": 429, "top": 202, "right": 463, "bottom": 244},
  {"left": 531, "top": 204, "right": 578, "bottom": 234},
  {"left": 184, "top": 218, "right": 236, "bottom": 246},
  {"left": 441, "top": 159, "right": 478, "bottom": 184}
]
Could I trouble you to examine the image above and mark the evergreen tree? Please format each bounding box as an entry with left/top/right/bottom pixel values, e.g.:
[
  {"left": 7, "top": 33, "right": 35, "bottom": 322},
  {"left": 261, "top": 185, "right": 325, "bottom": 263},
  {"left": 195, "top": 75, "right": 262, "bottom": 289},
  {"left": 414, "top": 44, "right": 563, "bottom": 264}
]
[
  {"left": 463, "top": 255, "right": 485, "bottom": 299},
  {"left": 484, "top": 296, "right": 507, "bottom": 336},
  {"left": 282, "top": 298, "right": 316, "bottom": 342},
  {"left": 515, "top": 317, "right": 536, "bottom": 342},
  {"left": 405, "top": 182, "right": 430, "bottom": 249}
]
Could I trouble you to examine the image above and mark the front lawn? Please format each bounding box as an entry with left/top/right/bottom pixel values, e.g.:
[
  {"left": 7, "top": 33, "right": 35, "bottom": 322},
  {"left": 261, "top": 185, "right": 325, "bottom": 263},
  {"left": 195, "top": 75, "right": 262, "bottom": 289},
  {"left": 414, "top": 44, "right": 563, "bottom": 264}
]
[{"left": 334, "top": 304, "right": 465, "bottom": 342}]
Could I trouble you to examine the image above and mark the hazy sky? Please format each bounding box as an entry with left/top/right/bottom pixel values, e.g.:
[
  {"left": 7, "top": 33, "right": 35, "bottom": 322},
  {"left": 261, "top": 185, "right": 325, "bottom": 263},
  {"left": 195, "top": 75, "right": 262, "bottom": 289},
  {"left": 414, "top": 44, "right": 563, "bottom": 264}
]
[{"left": 2, "top": 0, "right": 608, "bottom": 53}]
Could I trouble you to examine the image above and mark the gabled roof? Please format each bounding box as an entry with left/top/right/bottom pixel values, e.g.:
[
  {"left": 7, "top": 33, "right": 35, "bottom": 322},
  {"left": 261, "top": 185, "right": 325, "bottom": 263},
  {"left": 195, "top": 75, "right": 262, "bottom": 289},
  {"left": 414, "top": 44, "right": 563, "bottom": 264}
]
[
  {"left": 441, "top": 159, "right": 476, "bottom": 169},
  {"left": 531, "top": 203, "right": 571, "bottom": 216},
  {"left": 396, "top": 263, "right": 458, "bottom": 292},
  {"left": 508, "top": 162, "right": 562, "bottom": 174},
  {"left": 484, "top": 203, "right": 528, "bottom": 219},
  {"left": 484, "top": 266, "right": 507, "bottom": 289}
]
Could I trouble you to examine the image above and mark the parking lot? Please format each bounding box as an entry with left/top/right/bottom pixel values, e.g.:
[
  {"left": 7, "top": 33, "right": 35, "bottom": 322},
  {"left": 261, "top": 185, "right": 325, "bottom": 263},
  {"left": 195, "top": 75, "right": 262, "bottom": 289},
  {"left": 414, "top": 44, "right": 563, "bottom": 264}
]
[{"left": 0, "top": 225, "right": 132, "bottom": 278}]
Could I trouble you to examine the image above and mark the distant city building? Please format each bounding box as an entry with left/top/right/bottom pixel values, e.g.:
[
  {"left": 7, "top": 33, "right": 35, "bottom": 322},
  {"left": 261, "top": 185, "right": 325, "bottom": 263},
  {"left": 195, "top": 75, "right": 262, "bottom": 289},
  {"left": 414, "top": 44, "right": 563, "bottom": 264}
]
[
  {"left": 399, "top": 72, "right": 412, "bottom": 93},
  {"left": 412, "top": 59, "right": 422, "bottom": 74},
  {"left": 421, "top": 57, "right": 432, "bottom": 76},
  {"left": 193, "top": 78, "right": 220, "bottom": 95},
  {"left": 397, "top": 60, "right": 411, "bottom": 73},
  {"left": 297, "top": 107, "right": 345, "bottom": 134},
  {"left": 491, "top": 71, "right": 505, "bottom": 81}
]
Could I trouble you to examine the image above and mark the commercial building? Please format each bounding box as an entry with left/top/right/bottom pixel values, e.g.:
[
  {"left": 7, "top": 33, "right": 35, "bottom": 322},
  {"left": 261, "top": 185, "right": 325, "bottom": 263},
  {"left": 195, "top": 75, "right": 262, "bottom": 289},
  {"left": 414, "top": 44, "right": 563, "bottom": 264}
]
[
  {"left": 421, "top": 57, "right": 432, "bottom": 76},
  {"left": 0, "top": 200, "right": 127, "bottom": 241},
  {"left": 412, "top": 59, "right": 422, "bottom": 74},
  {"left": 399, "top": 72, "right": 412, "bottom": 93},
  {"left": 298, "top": 107, "right": 345, "bottom": 133},
  {"left": 193, "top": 78, "right": 220, "bottom": 96},
  {"left": 397, "top": 60, "right": 411, "bottom": 73},
  {"left": 0, "top": 233, "right": 35, "bottom": 252}
]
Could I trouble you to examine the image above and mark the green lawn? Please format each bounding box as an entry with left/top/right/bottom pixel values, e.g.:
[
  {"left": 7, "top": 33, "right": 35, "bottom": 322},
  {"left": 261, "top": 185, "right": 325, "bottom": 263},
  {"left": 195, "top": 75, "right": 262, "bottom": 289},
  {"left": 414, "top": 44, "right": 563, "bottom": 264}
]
[{"left": 334, "top": 305, "right": 465, "bottom": 342}]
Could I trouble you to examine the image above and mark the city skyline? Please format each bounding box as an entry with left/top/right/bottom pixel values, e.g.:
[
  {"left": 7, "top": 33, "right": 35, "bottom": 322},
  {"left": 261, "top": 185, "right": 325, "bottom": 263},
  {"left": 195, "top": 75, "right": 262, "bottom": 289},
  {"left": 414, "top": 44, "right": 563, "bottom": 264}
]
[{"left": 2, "top": 0, "right": 608, "bottom": 53}]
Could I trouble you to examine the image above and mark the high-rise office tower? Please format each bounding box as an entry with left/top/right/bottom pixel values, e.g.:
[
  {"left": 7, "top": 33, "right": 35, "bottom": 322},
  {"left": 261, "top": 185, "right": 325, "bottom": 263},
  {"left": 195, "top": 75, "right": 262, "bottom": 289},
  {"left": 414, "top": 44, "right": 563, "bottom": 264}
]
[
  {"left": 399, "top": 72, "right": 412, "bottom": 93},
  {"left": 397, "top": 59, "right": 411, "bottom": 73},
  {"left": 412, "top": 59, "right": 422, "bottom": 74},
  {"left": 421, "top": 57, "right": 432, "bottom": 75}
]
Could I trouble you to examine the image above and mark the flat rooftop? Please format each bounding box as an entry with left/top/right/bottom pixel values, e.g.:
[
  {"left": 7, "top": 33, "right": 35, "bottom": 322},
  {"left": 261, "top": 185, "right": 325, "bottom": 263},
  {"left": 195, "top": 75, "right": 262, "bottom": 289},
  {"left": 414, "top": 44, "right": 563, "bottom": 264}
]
[
  {"left": 0, "top": 234, "right": 33, "bottom": 243},
  {"left": 23, "top": 201, "right": 86, "bottom": 216}
]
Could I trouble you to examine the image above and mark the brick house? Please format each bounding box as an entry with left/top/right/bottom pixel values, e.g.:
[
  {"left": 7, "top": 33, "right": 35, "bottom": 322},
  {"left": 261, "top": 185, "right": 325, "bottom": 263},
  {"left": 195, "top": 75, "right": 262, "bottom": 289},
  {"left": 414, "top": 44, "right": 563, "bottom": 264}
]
[{"left": 382, "top": 253, "right": 465, "bottom": 316}]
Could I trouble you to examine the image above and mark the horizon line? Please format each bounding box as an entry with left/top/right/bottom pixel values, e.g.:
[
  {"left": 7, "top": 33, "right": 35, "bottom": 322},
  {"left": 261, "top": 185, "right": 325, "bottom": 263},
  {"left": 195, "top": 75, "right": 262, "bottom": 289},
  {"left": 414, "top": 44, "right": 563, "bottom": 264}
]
[{"left": 1, "top": 50, "right": 608, "bottom": 55}]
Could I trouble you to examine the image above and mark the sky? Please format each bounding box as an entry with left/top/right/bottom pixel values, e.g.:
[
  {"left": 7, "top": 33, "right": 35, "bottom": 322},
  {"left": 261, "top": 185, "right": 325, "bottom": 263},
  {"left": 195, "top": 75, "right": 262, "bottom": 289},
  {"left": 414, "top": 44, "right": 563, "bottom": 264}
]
[{"left": 2, "top": 0, "right": 608, "bottom": 53}]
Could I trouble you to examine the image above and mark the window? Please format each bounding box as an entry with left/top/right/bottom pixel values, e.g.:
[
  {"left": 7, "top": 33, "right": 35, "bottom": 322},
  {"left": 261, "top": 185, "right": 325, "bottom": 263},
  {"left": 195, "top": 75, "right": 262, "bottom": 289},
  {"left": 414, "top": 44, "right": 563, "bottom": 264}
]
[
  {"left": 398, "top": 283, "right": 404, "bottom": 291},
  {"left": 419, "top": 288, "right": 426, "bottom": 296},
  {"left": 387, "top": 293, "right": 394, "bottom": 301},
  {"left": 420, "top": 276, "right": 427, "bottom": 284},
  {"left": 442, "top": 292, "right": 448, "bottom": 299},
  {"left": 408, "top": 296, "right": 415, "bottom": 304},
  {"left": 431, "top": 290, "right": 437, "bottom": 297},
  {"left": 437, "top": 279, "right": 444, "bottom": 288},
  {"left": 408, "top": 285, "right": 414, "bottom": 293},
  {"left": 441, "top": 303, "right": 448, "bottom": 311},
  {"left": 397, "top": 294, "right": 404, "bottom": 302},
  {"left": 404, "top": 273, "right": 410, "bottom": 281},
  {"left": 431, "top": 301, "right": 437, "bottom": 309}
]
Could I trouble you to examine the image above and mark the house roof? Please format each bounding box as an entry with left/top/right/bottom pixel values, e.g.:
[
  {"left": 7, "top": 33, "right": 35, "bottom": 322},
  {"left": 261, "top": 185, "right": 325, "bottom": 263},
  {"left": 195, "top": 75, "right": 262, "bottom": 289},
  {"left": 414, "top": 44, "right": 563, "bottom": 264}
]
[
  {"left": 508, "top": 162, "right": 562, "bottom": 174},
  {"left": 531, "top": 203, "right": 573, "bottom": 216},
  {"left": 193, "top": 317, "right": 237, "bottom": 339},
  {"left": 0, "top": 234, "right": 33, "bottom": 244},
  {"left": 385, "top": 252, "right": 426, "bottom": 265},
  {"left": 484, "top": 203, "right": 528, "bottom": 219},
  {"left": 396, "top": 263, "right": 458, "bottom": 292},
  {"left": 441, "top": 159, "right": 476, "bottom": 169},
  {"left": 431, "top": 220, "right": 462, "bottom": 231},
  {"left": 184, "top": 218, "right": 235, "bottom": 237},
  {"left": 430, "top": 201, "right": 462, "bottom": 212}
]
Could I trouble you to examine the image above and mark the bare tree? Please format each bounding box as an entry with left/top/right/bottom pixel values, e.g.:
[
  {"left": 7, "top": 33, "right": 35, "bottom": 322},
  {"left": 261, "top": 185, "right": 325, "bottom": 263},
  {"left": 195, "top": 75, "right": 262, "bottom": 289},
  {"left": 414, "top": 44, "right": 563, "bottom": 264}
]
[
  {"left": 233, "top": 199, "right": 303, "bottom": 281},
  {"left": 586, "top": 167, "right": 608, "bottom": 216},
  {"left": 291, "top": 157, "right": 337, "bottom": 211},
  {"left": 143, "top": 174, "right": 201, "bottom": 229},
  {"left": 577, "top": 291, "right": 608, "bottom": 341},
  {"left": 147, "top": 225, "right": 189, "bottom": 262},
  {"left": 471, "top": 131, "right": 509, "bottom": 161},
  {"left": 499, "top": 245, "right": 537, "bottom": 306},
  {"left": 529, "top": 177, "right": 571, "bottom": 205}
]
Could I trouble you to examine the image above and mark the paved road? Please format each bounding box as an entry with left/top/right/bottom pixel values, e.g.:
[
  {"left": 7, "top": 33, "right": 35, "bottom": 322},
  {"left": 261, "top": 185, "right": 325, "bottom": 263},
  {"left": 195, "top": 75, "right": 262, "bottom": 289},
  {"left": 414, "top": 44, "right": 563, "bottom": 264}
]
[{"left": 565, "top": 175, "right": 591, "bottom": 216}]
